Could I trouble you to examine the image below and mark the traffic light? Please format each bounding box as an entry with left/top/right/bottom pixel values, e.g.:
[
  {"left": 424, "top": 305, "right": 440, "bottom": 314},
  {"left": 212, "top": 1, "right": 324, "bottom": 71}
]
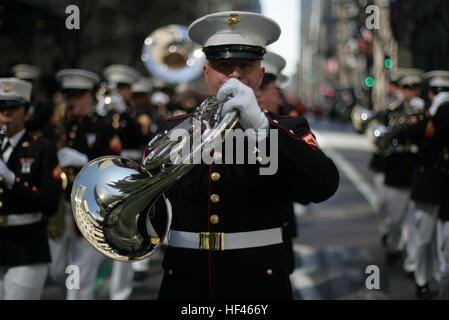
[
  {"left": 384, "top": 55, "right": 393, "bottom": 69},
  {"left": 365, "top": 76, "right": 375, "bottom": 88}
]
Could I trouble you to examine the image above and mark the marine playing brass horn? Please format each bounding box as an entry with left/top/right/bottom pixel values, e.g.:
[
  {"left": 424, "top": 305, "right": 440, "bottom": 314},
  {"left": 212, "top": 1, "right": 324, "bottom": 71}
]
[
  {"left": 141, "top": 24, "right": 206, "bottom": 84},
  {"left": 71, "top": 97, "right": 239, "bottom": 261}
]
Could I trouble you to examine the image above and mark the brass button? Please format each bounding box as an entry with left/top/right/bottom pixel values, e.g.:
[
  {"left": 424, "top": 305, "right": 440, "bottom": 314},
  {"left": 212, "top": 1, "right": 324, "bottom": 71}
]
[
  {"left": 32, "top": 186, "right": 37, "bottom": 192},
  {"left": 0, "top": 176, "right": 3, "bottom": 181},
  {"left": 15, "top": 177, "right": 20, "bottom": 183},
  {"left": 24, "top": 182, "right": 29, "bottom": 187},
  {"left": 0, "top": 188, "right": 3, "bottom": 194},
  {"left": 289, "top": 130, "right": 294, "bottom": 135},
  {"left": 210, "top": 215, "right": 219, "bottom": 224},
  {"left": 211, "top": 172, "right": 221, "bottom": 182},
  {"left": 273, "top": 120, "right": 279, "bottom": 124},
  {"left": 0, "top": 215, "right": 6, "bottom": 225},
  {"left": 112, "top": 113, "right": 120, "bottom": 121},
  {"left": 213, "top": 152, "right": 222, "bottom": 161},
  {"left": 267, "top": 269, "right": 273, "bottom": 276},
  {"left": 71, "top": 125, "right": 78, "bottom": 131},
  {"left": 113, "top": 121, "right": 120, "bottom": 129},
  {"left": 68, "top": 140, "right": 74, "bottom": 146},
  {"left": 0, "top": 201, "right": 3, "bottom": 207},
  {"left": 210, "top": 194, "right": 220, "bottom": 203},
  {"left": 69, "top": 131, "right": 76, "bottom": 139},
  {"left": 168, "top": 269, "right": 173, "bottom": 275}
]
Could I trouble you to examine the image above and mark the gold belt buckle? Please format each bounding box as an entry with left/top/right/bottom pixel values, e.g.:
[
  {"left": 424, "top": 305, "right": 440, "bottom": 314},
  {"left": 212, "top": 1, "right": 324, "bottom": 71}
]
[
  {"left": 199, "top": 232, "right": 225, "bottom": 251},
  {"left": 0, "top": 215, "right": 8, "bottom": 227}
]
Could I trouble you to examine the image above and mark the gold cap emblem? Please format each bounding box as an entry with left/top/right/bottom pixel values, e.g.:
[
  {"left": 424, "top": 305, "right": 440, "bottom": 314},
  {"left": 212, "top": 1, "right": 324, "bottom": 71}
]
[
  {"left": 3, "top": 83, "right": 11, "bottom": 92},
  {"left": 228, "top": 13, "right": 241, "bottom": 27}
]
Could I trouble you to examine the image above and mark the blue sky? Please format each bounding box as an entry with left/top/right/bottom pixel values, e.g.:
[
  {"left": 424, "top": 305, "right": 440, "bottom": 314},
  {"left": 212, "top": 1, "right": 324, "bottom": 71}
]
[{"left": 260, "top": 0, "right": 300, "bottom": 76}]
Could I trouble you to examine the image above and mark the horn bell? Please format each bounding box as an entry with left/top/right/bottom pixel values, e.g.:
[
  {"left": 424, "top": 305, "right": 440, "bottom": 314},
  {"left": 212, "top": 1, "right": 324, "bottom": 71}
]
[{"left": 71, "top": 156, "right": 171, "bottom": 261}]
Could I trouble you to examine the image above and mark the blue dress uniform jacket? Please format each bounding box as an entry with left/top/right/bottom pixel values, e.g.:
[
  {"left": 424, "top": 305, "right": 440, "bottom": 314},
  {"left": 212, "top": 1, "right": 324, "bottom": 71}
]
[
  {"left": 426, "top": 101, "right": 449, "bottom": 220},
  {"left": 382, "top": 105, "right": 420, "bottom": 188},
  {"left": 150, "top": 110, "right": 339, "bottom": 300},
  {"left": 0, "top": 131, "right": 62, "bottom": 267},
  {"left": 62, "top": 115, "right": 118, "bottom": 200},
  {"left": 403, "top": 105, "right": 449, "bottom": 206}
]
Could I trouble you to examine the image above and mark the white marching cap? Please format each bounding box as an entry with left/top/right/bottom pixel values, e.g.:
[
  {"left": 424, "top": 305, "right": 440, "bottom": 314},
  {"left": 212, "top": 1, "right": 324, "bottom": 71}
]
[
  {"left": 0, "top": 78, "right": 32, "bottom": 102},
  {"left": 11, "top": 64, "right": 42, "bottom": 81},
  {"left": 103, "top": 64, "right": 141, "bottom": 85},
  {"left": 262, "top": 51, "right": 286, "bottom": 76},
  {"left": 132, "top": 77, "right": 153, "bottom": 93},
  {"left": 188, "top": 11, "right": 281, "bottom": 60},
  {"left": 55, "top": 69, "right": 100, "bottom": 90},
  {"left": 399, "top": 72, "right": 424, "bottom": 87},
  {"left": 424, "top": 70, "right": 449, "bottom": 88}
]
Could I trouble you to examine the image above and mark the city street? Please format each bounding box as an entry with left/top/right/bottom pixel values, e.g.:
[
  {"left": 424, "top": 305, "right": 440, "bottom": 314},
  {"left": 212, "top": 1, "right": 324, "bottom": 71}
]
[{"left": 41, "top": 117, "right": 437, "bottom": 300}]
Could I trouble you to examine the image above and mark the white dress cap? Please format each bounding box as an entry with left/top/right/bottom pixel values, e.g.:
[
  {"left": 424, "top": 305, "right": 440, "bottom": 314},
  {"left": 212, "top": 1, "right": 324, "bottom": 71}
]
[
  {"left": 11, "top": 64, "right": 42, "bottom": 81},
  {"left": 0, "top": 78, "right": 32, "bottom": 102},
  {"left": 388, "top": 68, "right": 423, "bottom": 84},
  {"left": 399, "top": 73, "right": 424, "bottom": 87},
  {"left": 56, "top": 69, "right": 100, "bottom": 90},
  {"left": 188, "top": 11, "right": 281, "bottom": 49},
  {"left": 132, "top": 78, "right": 153, "bottom": 94},
  {"left": 103, "top": 64, "right": 141, "bottom": 85},
  {"left": 424, "top": 70, "right": 449, "bottom": 88},
  {"left": 262, "top": 51, "right": 286, "bottom": 76}
]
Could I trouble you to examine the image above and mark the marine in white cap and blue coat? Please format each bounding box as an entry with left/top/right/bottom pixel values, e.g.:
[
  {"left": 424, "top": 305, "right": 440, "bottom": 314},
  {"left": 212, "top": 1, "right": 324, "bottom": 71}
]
[
  {"left": 46, "top": 68, "right": 118, "bottom": 300},
  {"left": 400, "top": 70, "right": 449, "bottom": 299},
  {"left": 151, "top": 11, "right": 339, "bottom": 300},
  {"left": 102, "top": 64, "right": 145, "bottom": 163},
  {"left": 0, "top": 77, "right": 62, "bottom": 299}
]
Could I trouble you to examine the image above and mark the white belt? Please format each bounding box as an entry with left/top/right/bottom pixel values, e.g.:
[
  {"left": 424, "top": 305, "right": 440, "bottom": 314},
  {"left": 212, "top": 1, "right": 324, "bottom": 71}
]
[
  {"left": 168, "top": 228, "right": 283, "bottom": 251},
  {"left": 0, "top": 213, "right": 42, "bottom": 227}
]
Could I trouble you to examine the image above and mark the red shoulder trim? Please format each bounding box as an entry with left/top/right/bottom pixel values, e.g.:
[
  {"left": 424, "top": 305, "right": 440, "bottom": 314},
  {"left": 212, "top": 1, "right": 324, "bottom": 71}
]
[
  {"left": 164, "top": 113, "right": 193, "bottom": 122},
  {"left": 265, "top": 114, "right": 317, "bottom": 151}
]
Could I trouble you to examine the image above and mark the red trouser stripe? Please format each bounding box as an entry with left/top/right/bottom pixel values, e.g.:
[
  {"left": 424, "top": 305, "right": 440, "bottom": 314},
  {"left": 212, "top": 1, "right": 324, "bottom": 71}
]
[{"left": 208, "top": 163, "right": 213, "bottom": 300}]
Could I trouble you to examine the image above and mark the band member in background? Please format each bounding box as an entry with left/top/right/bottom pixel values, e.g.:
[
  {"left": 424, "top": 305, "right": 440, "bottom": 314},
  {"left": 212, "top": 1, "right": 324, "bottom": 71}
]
[
  {"left": 370, "top": 70, "right": 403, "bottom": 248},
  {"left": 379, "top": 71, "right": 424, "bottom": 267},
  {"left": 151, "top": 11, "right": 339, "bottom": 300},
  {"left": 103, "top": 64, "right": 144, "bottom": 162},
  {"left": 257, "top": 51, "right": 298, "bottom": 275},
  {"left": 49, "top": 69, "right": 117, "bottom": 300},
  {"left": 129, "top": 77, "right": 157, "bottom": 281},
  {"left": 402, "top": 71, "right": 449, "bottom": 299},
  {"left": 0, "top": 78, "right": 62, "bottom": 299},
  {"left": 11, "top": 64, "right": 54, "bottom": 140},
  {"left": 131, "top": 77, "right": 159, "bottom": 138},
  {"left": 103, "top": 64, "right": 142, "bottom": 300}
]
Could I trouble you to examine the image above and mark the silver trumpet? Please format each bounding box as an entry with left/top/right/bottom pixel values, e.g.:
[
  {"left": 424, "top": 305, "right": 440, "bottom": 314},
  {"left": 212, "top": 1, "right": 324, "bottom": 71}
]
[{"left": 71, "top": 97, "right": 239, "bottom": 261}]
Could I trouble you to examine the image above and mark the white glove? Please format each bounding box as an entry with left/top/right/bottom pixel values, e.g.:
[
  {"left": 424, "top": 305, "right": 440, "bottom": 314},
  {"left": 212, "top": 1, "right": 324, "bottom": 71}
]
[
  {"left": 57, "top": 147, "right": 89, "bottom": 168},
  {"left": 96, "top": 92, "right": 127, "bottom": 117},
  {"left": 217, "top": 78, "right": 269, "bottom": 132},
  {"left": 0, "top": 159, "right": 15, "bottom": 189}
]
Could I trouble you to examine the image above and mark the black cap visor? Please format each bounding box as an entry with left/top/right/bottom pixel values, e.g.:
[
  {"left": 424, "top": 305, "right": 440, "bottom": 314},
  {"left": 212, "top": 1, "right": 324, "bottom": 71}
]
[
  {"left": 203, "top": 44, "right": 266, "bottom": 60},
  {"left": 63, "top": 88, "right": 90, "bottom": 98},
  {"left": 0, "top": 99, "right": 27, "bottom": 110}
]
